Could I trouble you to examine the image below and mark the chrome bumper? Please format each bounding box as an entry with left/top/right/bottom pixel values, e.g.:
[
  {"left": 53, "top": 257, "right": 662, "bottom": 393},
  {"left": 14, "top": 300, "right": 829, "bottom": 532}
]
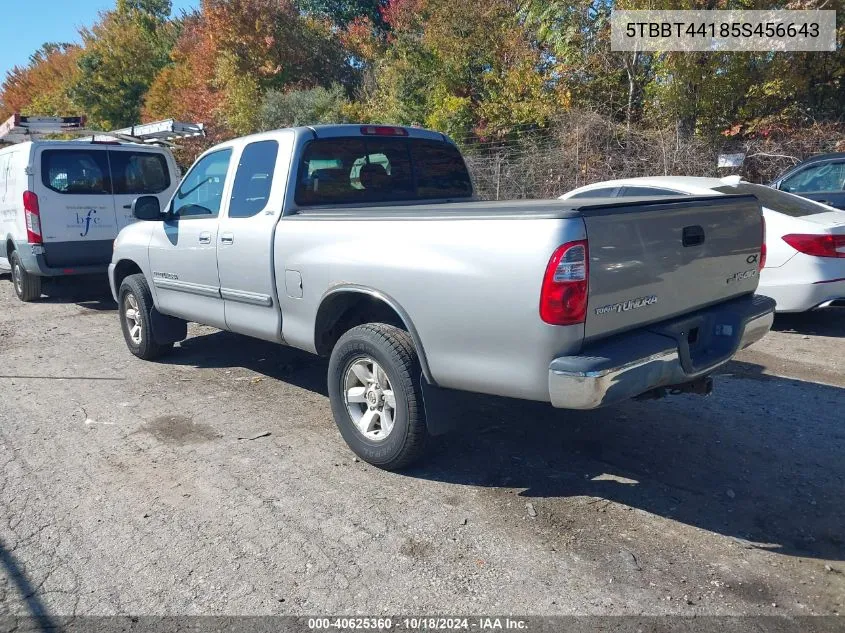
[{"left": 548, "top": 295, "right": 775, "bottom": 410}]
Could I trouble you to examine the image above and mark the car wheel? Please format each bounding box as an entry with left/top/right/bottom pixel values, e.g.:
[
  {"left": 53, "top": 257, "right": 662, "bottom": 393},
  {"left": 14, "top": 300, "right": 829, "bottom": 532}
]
[
  {"left": 10, "top": 250, "right": 42, "bottom": 302},
  {"left": 328, "top": 323, "right": 427, "bottom": 470},
  {"left": 119, "top": 273, "right": 172, "bottom": 360}
]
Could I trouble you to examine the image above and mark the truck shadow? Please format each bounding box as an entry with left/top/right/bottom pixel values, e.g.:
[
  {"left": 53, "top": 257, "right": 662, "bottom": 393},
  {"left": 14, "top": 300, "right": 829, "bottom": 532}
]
[
  {"left": 413, "top": 367, "right": 845, "bottom": 562},
  {"left": 170, "top": 330, "right": 844, "bottom": 562},
  {"left": 772, "top": 307, "right": 845, "bottom": 337},
  {"left": 174, "top": 330, "right": 329, "bottom": 396},
  {"left": 0, "top": 272, "right": 116, "bottom": 310}
]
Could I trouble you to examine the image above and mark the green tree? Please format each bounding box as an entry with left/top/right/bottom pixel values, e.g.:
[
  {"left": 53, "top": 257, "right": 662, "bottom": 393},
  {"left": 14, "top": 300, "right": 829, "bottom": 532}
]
[
  {"left": 71, "top": 1, "right": 178, "bottom": 128},
  {"left": 259, "top": 84, "right": 351, "bottom": 130},
  {"left": 296, "top": 0, "right": 389, "bottom": 30},
  {"left": 359, "top": 0, "right": 565, "bottom": 140}
]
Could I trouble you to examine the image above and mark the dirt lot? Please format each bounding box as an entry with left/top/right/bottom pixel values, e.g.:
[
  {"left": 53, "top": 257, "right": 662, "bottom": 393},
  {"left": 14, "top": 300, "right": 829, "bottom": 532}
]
[{"left": 0, "top": 275, "right": 843, "bottom": 618}]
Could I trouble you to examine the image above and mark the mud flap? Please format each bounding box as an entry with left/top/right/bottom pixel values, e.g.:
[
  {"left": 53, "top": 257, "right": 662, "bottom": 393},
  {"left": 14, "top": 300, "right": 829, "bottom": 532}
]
[
  {"left": 420, "top": 377, "right": 486, "bottom": 436},
  {"left": 150, "top": 309, "right": 187, "bottom": 345}
]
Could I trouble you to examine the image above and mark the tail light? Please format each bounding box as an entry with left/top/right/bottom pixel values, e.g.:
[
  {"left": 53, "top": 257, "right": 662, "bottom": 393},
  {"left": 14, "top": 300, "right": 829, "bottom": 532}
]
[
  {"left": 782, "top": 233, "right": 845, "bottom": 258},
  {"left": 540, "top": 240, "right": 589, "bottom": 325},
  {"left": 759, "top": 216, "right": 767, "bottom": 271},
  {"left": 360, "top": 125, "right": 408, "bottom": 137},
  {"left": 23, "top": 191, "right": 42, "bottom": 245}
]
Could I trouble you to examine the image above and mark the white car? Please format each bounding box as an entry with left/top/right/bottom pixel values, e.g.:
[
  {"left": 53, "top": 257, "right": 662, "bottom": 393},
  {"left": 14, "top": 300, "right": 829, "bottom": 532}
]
[
  {"left": 560, "top": 176, "right": 845, "bottom": 313},
  {"left": 0, "top": 139, "right": 179, "bottom": 301}
]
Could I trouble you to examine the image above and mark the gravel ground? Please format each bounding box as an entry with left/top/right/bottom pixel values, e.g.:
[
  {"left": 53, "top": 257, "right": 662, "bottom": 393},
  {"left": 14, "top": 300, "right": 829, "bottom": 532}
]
[{"left": 0, "top": 275, "right": 843, "bottom": 618}]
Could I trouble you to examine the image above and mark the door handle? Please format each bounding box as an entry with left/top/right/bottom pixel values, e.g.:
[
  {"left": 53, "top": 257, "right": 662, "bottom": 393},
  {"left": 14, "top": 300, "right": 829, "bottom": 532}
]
[
  {"left": 123, "top": 204, "right": 132, "bottom": 209},
  {"left": 220, "top": 233, "right": 234, "bottom": 245},
  {"left": 198, "top": 232, "right": 211, "bottom": 244}
]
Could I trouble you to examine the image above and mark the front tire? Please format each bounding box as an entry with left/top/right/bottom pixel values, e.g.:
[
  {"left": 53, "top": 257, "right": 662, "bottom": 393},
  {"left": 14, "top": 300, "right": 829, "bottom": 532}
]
[
  {"left": 10, "top": 250, "right": 42, "bottom": 302},
  {"left": 119, "top": 274, "right": 172, "bottom": 360},
  {"left": 328, "top": 323, "right": 427, "bottom": 470}
]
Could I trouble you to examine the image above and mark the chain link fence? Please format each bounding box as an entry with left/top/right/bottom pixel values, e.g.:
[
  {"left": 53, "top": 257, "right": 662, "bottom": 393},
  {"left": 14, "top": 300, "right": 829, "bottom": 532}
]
[{"left": 461, "top": 110, "right": 845, "bottom": 201}]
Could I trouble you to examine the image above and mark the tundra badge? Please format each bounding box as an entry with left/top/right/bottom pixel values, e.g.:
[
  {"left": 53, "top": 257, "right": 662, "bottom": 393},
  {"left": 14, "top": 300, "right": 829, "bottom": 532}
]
[{"left": 595, "top": 295, "right": 658, "bottom": 315}]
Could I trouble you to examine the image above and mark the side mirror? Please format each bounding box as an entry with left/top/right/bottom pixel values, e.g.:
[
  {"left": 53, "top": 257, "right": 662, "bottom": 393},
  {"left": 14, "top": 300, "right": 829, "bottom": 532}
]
[{"left": 131, "top": 196, "right": 162, "bottom": 221}]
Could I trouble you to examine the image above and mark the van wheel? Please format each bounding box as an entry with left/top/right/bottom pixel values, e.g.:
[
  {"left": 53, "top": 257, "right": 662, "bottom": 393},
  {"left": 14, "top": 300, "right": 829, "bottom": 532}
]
[
  {"left": 328, "top": 323, "right": 427, "bottom": 470},
  {"left": 10, "top": 250, "right": 42, "bottom": 302},
  {"left": 119, "top": 273, "right": 172, "bottom": 360}
]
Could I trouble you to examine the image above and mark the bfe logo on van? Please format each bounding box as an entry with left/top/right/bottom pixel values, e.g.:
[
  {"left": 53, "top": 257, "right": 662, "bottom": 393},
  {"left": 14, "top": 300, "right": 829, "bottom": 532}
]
[{"left": 67, "top": 208, "right": 104, "bottom": 237}]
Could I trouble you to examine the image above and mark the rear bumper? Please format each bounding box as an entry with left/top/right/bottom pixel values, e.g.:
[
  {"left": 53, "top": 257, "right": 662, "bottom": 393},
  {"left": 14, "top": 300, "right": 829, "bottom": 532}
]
[
  {"left": 14, "top": 241, "right": 110, "bottom": 277},
  {"left": 760, "top": 278, "right": 845, "bottom": 313},
  {"left": 548, "top": 294, "right": 775, "bottom": 410}
]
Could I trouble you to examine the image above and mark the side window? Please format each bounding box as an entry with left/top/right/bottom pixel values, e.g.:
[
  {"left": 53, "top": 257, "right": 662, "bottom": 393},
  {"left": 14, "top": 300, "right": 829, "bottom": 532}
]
[
  {"left": 780, "top": 161, "right": 845, "bottom": 193},
  {"left": 229, "top": 141, "right": 279, "bottom": 218},
  {"left": 569, "top": 187, "right": 617, "bottom": 199},
  {"left": 172, "top": 149, "right": 232, "bottom": 219},
  {"left": 41, "top": 150, "right": 111, "bottom": 194},
  {"left": 620, "top": 186, "right": 685, "bottom": 196},
  {"left": 110, "top": 151, "right": 171, "bottom": 194}
]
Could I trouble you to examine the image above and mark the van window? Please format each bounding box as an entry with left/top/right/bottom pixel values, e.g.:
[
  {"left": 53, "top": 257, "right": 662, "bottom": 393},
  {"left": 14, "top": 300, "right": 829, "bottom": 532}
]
[
  {"left": 110, "top": 151, "right": 170, "bottom": 194},
  {"left": 295, "top": 137, "right": 471, "bottom": 206},
  {"left": 229, "top": 140, "right": 279, "bottom": 218},
  {"left": 41, "top": 150, "right": 111, "bottom": 195},
  {"left": 172, "top": 148, "right": 232, "bottom": 219}
]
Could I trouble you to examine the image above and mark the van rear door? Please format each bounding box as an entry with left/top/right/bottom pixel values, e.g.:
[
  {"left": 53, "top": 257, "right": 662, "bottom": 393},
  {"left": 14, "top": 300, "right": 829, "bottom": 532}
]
[
  {"left": 108, "top": 147, "right": 177, "bottom": 233},
  {"left": 33, "top": 146, "right": 120, "bottom": 269}
]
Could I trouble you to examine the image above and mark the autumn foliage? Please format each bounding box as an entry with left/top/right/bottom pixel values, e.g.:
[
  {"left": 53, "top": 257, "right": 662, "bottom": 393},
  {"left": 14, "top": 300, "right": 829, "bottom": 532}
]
[{"left": 1, "top": 0, "right": 843, "bottom": 167}]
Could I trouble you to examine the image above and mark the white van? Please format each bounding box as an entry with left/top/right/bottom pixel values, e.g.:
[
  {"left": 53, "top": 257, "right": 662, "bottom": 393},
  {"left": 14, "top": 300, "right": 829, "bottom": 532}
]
[{"left": 0, "top": 140, "right": 179, "bottom": 301}]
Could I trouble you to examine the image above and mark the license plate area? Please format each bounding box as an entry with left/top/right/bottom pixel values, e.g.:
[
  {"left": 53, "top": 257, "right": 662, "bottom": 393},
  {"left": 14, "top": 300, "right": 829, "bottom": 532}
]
[{"left": 650, "top": 313, "right": 741, "bottom": 375}]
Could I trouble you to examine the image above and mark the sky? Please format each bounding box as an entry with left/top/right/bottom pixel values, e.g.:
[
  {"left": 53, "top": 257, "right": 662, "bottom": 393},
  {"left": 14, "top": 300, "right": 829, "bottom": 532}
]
[{"left": 0, "top": 0, "right": 197, "bottom": 82}]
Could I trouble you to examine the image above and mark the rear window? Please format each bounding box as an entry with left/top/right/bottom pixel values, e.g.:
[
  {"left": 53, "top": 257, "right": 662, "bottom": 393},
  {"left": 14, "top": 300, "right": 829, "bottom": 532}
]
[
  {"left": 569, "top": 187, "right": 617, "bottom": 199},
  {"left": 41, "top": 149, "right": 111, "bottom": 195},
  {"left": 620, "top": 186, "right": 685, "bottom": 197},
  {"left": 713, "top": 183, "right": 830, "bottom": 217},
  {"left": 110, "top": 151, "right": 170, "bottom": 194},
  {"left": 295, "top": 137, "right": 472, "bottom": 206}
]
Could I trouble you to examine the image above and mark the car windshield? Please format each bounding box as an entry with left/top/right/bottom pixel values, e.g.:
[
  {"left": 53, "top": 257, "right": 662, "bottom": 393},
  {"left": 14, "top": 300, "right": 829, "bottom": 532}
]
[{"left": 713, "top": 183, "right": 832, "bottom": 217}]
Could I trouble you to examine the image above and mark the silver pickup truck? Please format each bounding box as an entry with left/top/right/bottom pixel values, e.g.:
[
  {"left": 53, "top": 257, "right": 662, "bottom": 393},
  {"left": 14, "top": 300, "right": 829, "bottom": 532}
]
[{"left": 109, "top": 124, "right": 775, "bottom": 469}]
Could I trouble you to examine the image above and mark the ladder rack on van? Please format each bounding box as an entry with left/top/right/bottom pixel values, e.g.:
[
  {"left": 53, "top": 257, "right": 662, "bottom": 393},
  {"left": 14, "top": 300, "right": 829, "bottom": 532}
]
[
  {"left": 88, "top": 120, "right": 206, "bottom": 146},
  {"left": 0, "top": 114, "right": 205, "bottom": 146},
  {"left": 0, "top": 114, "right": 93, "bottom": 144}
]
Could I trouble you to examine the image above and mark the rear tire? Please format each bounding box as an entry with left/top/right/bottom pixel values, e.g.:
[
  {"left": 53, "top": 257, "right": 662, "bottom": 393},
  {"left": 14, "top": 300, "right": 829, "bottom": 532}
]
[
  {"left": 328, "top": 323, "right": 427, "bottom": 470},
  {"left": 10, "top": 250, "right": 41, "bottom": 302},
  {"left": 119, "top": 273, "right": 172, "bottom": 360}
]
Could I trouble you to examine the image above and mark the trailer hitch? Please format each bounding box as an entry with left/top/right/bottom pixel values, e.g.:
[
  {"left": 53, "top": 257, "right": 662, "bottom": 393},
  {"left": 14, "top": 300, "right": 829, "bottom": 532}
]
[{"left": 635, "top": 375, "right": 714, "bottom": 401}]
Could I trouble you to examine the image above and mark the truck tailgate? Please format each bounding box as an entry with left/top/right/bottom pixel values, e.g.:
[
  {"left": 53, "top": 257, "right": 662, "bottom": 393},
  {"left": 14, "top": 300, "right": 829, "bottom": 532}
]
[{"left": 582, "top": 195, "right": 763, "bottom": 341}]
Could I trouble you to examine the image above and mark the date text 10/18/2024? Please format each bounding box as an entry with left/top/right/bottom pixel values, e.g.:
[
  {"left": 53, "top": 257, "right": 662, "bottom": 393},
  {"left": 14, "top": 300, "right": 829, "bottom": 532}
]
[{"left": 307, "top": 617, "right": 528, "bottom": 630}]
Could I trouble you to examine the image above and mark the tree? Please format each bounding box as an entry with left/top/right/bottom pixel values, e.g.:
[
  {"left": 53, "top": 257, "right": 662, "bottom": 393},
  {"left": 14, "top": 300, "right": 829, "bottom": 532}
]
[
  {"left": 70, "top": 1, "right": 178, "bottom": 128},
  {"left": 144, "top": 0, "right": 355, "bottom": 138},
  {"left": 358, "top": 0, "right": 566, "bottom": 140},
  {"left": 520, "top": 0, "right": 654, "bottom": 133},
  {"left": 259, "top": 84, "right": 351, "bottom": 129},
  {"left": 296, "top": 0, "right": 390, "bottom": 30},
  {"left": 0, "top": 43, "right": 83, "bottom": 119}
]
